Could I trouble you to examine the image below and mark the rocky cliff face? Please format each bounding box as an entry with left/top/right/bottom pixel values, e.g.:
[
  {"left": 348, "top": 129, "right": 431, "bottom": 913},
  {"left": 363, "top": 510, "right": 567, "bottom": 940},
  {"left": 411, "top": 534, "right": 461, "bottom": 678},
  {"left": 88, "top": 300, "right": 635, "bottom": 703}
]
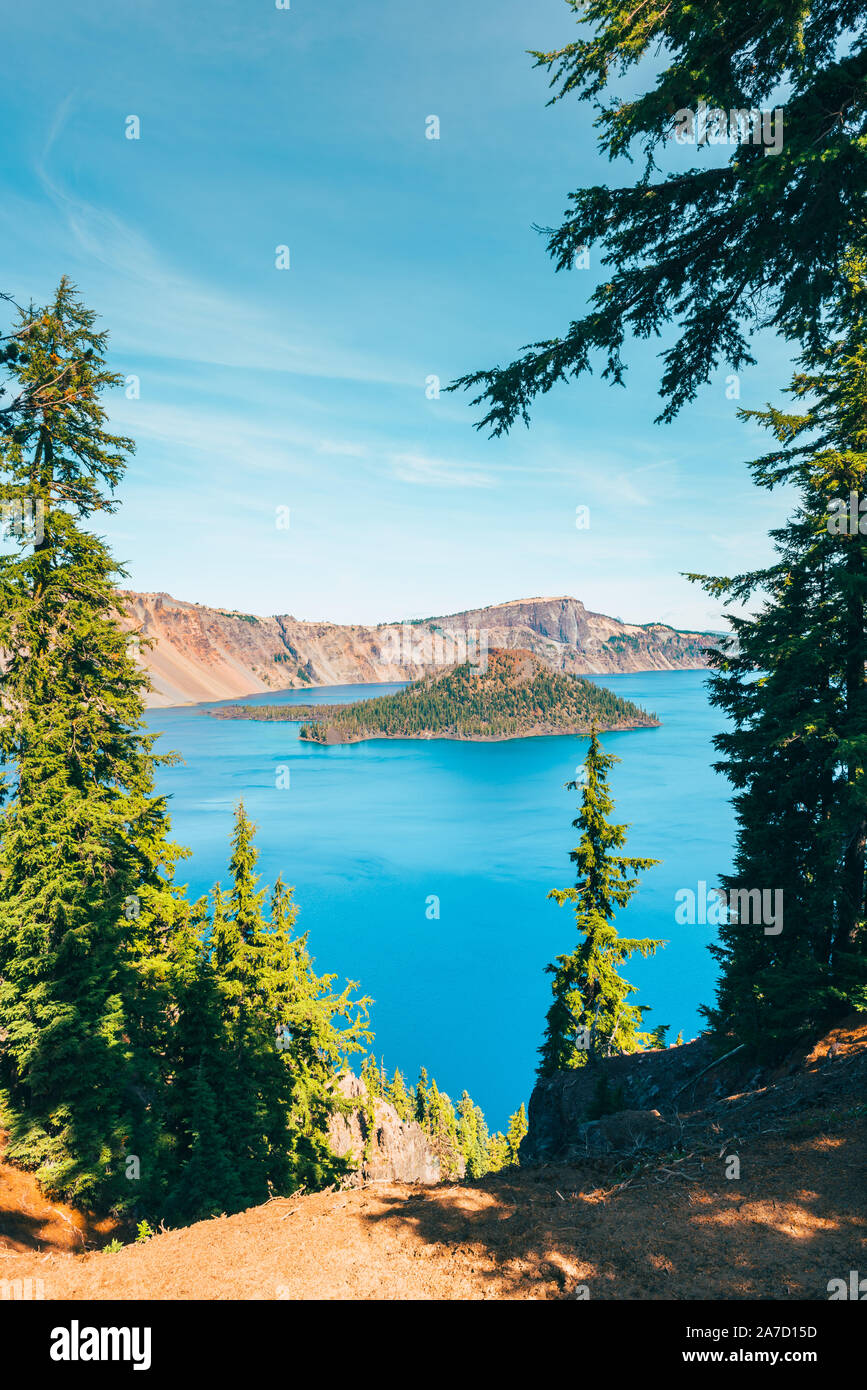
[
  {"left": 428, "top": 597, "right": 713, "bottom": 677},
  {"left": 520, "top": 1039, "right": 718, "bottom": 1165},
  {"left": 327, "top": 1073, "right": 440, "bottom": 1186},
  {"left": 521, "top": 1017, "right": 867, "bottom": 1171},
  {"left": 119, "top": 590, "right": 717, "bottom": 708},
  {"left": 120, "top": 591, "right": 420, "bottom": 707}
]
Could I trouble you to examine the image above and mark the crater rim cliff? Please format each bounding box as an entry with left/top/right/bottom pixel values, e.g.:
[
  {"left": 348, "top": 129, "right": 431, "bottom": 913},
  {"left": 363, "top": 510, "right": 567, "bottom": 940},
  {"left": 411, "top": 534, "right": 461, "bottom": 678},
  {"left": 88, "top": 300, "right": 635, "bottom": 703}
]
[{"left": 119, "top": 589, "right": 720, "bottom": 709}]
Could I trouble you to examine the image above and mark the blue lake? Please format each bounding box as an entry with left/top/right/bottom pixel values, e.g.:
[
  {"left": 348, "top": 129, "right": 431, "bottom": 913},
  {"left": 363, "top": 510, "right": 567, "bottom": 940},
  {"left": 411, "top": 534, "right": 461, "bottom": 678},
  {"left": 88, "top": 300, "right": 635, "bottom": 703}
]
[{"left": 145, "top": 669, "right": 734, "bottom": 1131}]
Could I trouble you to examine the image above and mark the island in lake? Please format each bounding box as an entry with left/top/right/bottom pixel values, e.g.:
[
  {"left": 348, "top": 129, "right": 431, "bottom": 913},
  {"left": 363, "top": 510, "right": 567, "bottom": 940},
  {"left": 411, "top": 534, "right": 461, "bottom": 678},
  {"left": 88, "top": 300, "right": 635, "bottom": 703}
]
[{"left": 208, "top": 648, "right": 660, "bottom": 742}]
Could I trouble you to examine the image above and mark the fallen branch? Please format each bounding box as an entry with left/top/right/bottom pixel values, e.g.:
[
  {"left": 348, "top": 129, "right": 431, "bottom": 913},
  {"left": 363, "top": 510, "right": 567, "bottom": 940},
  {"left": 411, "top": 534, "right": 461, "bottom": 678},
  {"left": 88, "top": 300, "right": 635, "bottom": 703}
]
[{"left": 672, "top": 1043, "right": 746, "bottom": 1100}]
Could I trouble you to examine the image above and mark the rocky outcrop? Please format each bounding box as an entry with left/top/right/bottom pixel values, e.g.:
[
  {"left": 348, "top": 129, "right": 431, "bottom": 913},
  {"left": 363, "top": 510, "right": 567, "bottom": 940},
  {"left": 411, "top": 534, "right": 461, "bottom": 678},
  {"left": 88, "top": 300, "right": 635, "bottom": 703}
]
[
  {"left": 568, "top": 1108, "right": 674, "bottom": 1157},
  {"left": 327, "top": 1073, "right": 440, "bottom": 1187},
  {"left": 428, "top": 597, "right": 714, "bottom": 677},
  {"left": 521, "top": 1039, "right": 716, "bottom": 1165},
  {"left": 120, "top": 590, "right": 718, "bottom": 708},
  {"left": 522, "top": 1016, "right": 867, "bottom": 1172}
]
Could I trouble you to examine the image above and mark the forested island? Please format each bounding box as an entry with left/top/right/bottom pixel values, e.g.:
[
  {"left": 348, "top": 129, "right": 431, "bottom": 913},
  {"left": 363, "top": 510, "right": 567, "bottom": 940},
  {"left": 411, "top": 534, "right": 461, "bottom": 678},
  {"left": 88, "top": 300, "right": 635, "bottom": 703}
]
[{"left": 209, "top": 648, "right": 659, "bottom": 741}]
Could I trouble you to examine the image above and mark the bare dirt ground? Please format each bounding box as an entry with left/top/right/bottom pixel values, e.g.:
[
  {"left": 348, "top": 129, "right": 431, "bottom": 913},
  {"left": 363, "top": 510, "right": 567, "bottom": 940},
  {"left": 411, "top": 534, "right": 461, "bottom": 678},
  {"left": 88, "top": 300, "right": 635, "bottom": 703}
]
[{"left": 2, "top": 1020, "right": 865, "bottom": 1301}]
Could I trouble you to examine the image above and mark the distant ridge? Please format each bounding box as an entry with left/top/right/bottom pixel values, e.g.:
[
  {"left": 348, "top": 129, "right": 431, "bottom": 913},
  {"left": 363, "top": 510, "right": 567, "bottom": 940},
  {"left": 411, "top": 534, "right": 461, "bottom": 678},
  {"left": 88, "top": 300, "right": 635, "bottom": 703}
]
[{"left": 119, "top": 590, "right": 716, "bottom": 708}]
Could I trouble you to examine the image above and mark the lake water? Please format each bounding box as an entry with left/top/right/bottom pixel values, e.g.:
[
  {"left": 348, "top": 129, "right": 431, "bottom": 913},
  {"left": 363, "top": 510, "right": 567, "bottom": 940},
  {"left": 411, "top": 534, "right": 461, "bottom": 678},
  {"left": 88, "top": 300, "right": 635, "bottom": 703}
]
[{"left": 145, "top": 669, "right": 734, "bottom": 1130}]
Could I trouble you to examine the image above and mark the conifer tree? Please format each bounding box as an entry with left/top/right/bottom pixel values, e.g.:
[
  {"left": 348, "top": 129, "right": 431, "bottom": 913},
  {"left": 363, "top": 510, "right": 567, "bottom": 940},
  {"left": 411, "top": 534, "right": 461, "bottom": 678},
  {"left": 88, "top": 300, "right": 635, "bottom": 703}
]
[
  {"left": 457, "top": 1092, "right": 491, "bottom": 1179},
  {"left": 0, "top": 280, "right": 185, "bottom": 1208},
  {"left": 423, "top": 1080, "right": 462, "bottom": 1179},
  {"left": 361, "top": 1053, "right": 384, "bottom": 1099},
  {"left": 206, "top": 809, "right": 274, "bottom": 1204},
  {"left": 386, "top": 1067, "right": 411, "bottom": 1122},
  {"left": 159, "top": 895, "right": 241, "bottom": 1220},
  {"left": 506, "top": 1103, "right": 528, "bottom": 1164},
  {"left": 265, "top": 871, "right": 373, "bottom": 1192},
  {"left": 413, "top": 1066, "right": 429, "bottom": 1124},
  {"left": 454, "top": 3, "right": 867, "bottom": 432},
  {"left": 538, "top": 731, "right": 663, "bottom": 1076},
  {"left": 587, "top": 1070, "right": 625, "bottom": 1119},
  {"left": 486, "top": 1130, "right": 510, "bottom": 1172},
  {"left": 690, "top": 268, "right": 867, "bottom": 1056},
  {"left": 0, "top": 284, "right": 380, "bottom": 1224},
  {"left": 165, "top": 804, "right": 373, "bottom": 1220}
]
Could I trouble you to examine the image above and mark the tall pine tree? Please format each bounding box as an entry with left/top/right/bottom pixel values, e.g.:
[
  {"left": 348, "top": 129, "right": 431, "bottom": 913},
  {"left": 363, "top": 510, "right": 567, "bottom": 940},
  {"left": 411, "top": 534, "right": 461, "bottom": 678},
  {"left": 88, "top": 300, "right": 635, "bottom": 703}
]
[
  {"left": 690, "top": 267, "right": 867, "bottom": 1057},
  {"left": 0, "top": 280, "right": 185, "bottom": 1209},
  {"left": 506, "top": 1102, "right": 528, "bottom": 1164},
  {"left": 163, "top": 804, "right": 373, "bottom": 1221},
  {"left": 538, "top": 731, "right": 663, "bottom": 1076}
]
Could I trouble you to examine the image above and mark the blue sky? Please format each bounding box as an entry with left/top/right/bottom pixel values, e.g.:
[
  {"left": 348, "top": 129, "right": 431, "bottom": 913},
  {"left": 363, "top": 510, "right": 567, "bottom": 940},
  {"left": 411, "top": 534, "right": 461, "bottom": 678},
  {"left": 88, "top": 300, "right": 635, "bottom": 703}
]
[{"left": 1, "top": 0, "right": 795, "bottom": 628}]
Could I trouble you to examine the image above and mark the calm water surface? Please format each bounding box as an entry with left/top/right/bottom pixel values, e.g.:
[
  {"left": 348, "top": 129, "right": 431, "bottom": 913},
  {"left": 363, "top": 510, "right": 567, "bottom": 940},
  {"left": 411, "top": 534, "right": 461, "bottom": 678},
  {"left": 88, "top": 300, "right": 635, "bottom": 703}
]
[{"left": 145, "top": 669, "right": 733, "bottom": 1129}]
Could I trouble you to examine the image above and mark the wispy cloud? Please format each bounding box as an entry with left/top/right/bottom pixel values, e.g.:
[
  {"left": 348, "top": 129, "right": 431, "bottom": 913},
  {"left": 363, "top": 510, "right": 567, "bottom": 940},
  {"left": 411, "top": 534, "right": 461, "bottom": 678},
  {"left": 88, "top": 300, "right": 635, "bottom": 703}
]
[
  {"left": 34, "top": 99, "right": 416, "bottom": 390},
  {"left": 611, "top": 473, "right": 653, "bottom": 508},
  {"left": 389, "top": 452, "right": 495, "bottom": 488},
  {"left": 317, "top": 440, "right": 369, "bottom": 458},
  {"left": 108, "top": 398, "right": 378, "bottom": 488}
]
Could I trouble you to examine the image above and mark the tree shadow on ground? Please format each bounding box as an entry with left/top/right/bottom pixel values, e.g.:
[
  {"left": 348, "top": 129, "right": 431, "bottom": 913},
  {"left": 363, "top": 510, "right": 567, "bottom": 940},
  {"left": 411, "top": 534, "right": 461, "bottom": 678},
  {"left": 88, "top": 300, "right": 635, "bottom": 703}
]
[
  {"left": 0, "top": 1140, "right": 111, "bottom": 1253},
  {"left": 360, "top": 1118, "right": 867, "bottom": 1300}
]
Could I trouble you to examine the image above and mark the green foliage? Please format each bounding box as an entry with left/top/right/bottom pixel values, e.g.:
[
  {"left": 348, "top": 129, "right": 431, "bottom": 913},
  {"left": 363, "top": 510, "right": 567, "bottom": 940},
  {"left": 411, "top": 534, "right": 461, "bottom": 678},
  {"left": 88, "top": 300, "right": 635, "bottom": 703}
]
[
  {"left": 587, "top": 1071, "right": 625, "bottom": 1120},
  {"left": 218, "top": 649, "right": 656, "bottom": 741},
  {"left": 452, "top": 1, "right": 867, "bottom": 431},
  {"left": 385, "top": 1067, "right": 411, "bottom": 1122},
  {"left": 422, "top": 1079, "right": 462, "bottom": 1179},
  {"left": 0, "top": 282, "right": 378, "bottom": 1226},
  {"left": 217, "top": 610, "right": 258, "bottom": 625},
  {"left": 689, "top": 268, "right": 867, "bottom": 1058},
  {"left": 538, "top": 731, "right": 664, "bottom": 1076},
  {"left": 0, "top": 279, "right": 187, "bottom": 1211},
  {"left": 485, "top": 1130, "right": 510, "bottom": 1172},
  {"left": 457, "top": 1091, "right": 490, "bottom": 1179},
  {"left": 369, "top": 1063, "right": 520, "bottom": 1180},
  {"left": 360, "top": 1054, "right": 384, "bottom": 1099},
  {"left": 506, "top": 1102, "right": 528, "bottom": 1164},
  {"left": 456, "top": 1101, "right": 528, "bottom": 1174},
  {"left": 162, "top": 804, "right": 373, "bottom": 1224},
  {"left": 413, "top": 1067, "right": 429, "bottom": 1125}
]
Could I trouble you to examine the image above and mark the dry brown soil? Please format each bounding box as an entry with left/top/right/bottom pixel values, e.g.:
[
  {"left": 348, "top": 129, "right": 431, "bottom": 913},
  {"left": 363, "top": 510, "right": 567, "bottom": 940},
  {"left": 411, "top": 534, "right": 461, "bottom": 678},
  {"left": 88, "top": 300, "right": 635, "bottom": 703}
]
[{"left": 2, "top": 1020, "right": 864, "bottom": 1300}]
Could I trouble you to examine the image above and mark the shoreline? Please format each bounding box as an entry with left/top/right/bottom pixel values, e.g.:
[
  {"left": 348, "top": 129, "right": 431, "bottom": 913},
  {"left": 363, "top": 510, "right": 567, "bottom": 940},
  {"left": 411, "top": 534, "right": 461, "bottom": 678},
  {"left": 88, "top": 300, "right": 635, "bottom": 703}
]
[
  {"left": 298, "top": 718, "right": 661, "bottom": 744},
  {"left": 143, "top": 663, "right": 710, "bottom": 712}
]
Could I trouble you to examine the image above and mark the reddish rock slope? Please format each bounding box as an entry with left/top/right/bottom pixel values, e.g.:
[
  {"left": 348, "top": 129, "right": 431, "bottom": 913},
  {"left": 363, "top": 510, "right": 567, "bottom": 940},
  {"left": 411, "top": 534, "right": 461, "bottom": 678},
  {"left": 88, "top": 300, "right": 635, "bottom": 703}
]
[{"left": 120, "top": 591, "right": 716, "bottom": 708}]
